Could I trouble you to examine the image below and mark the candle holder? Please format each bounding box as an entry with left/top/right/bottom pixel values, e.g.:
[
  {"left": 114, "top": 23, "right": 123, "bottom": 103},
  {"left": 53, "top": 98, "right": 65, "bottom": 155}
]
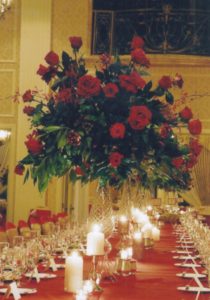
[{"left": 89, "top": 255, "right": 103, "bottom": 292}]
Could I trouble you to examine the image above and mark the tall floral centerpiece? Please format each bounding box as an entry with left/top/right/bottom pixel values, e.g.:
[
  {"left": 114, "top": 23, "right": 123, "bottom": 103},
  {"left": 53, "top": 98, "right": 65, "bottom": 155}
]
[{"left": 15, "top": 36, "right": 202, "bottom": 194}]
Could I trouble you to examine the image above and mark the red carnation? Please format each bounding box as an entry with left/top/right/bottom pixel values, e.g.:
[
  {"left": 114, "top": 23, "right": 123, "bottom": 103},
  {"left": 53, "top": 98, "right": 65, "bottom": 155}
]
[
  {"left": 103, "top": 83, "right": 119, "bottom": 98},
  {"left": 14, "top": 164, "right": 25, "bottom": 175},
  {"left": 172, "top": 73, "right": 184, "bottom": 89},
  {"left": 22, "top": 89, "right": 33, "bottom": 102},
  {"left": 131, "top": 48, "right": 150, "bottom": 67},
  {"left": 131, "top": 36, "right": 144, "bottom": 49},
  {"left": 23, "top": 106, "right": 35, "bottom": 116},
  {"left": 37, "top": 64, "right": 49, "bottom": 76},
  {"left": 158, "top": 76, "right": 172, "bottom": 90},
  {"left": 109, "top": 152, "right": 124, "bottom": 168},
  {"left": 45, "top": 51, "right": 59, "bottom": 66},
  {"left": 57, "top": 88, "right": 73, "bottom": 103},
  {"left": 172, "top": 157, "right": 184, "bottom": 168},
  {"left": 25, "top": 131, "right": 43, "bottom": 155},
  {"left": 110, "top": 123, "right": 126, "bottom": 139},
  {"left": 188, "top": 119, "right": 202, "bottom": 135},
  {"left": 189, "top": 139, "right": 202, "bottom": 156},
  {"left": 77, "top": 75, "right": 101, "bottom": 98},
  {"left": 179, "top": 106, "right": 193, "bottom": 120},
  {"left": 69, "top": 36, "right": 83, "bottom": 50},
  {"left": 75, "top": 166, "right": 85, "bottom": 176}
]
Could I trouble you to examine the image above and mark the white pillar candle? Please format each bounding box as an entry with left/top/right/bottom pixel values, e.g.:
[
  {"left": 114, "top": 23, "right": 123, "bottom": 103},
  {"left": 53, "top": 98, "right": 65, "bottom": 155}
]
[
  {"left": 118, "top": 215, "right": 129, "bottom": 234},
  {"left": 120, "top": 249, "right": 128, "bottom": 260},
  {"left": 142, "top": 223, "right": 153, "bottom": 238},
  {"left": 126, "top": 247, "right": 133, "bottom": 259},
  {"left": 133, "top": 231, "right": 142, "bottom": 245},
  {"left": 152, "top": 227, "right": 160, "bottom": 241},
  {"left": 64, "top": 251, "right": 83, "bottom": 293},
  {"left": 86, "top": 224, "right": 105, "bottom": 256}
]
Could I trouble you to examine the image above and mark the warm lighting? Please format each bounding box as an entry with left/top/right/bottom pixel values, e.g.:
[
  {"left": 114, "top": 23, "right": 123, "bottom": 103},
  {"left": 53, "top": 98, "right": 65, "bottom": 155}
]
[
  {"left": 0, "top": 0, "right": 12, "bottom": 18},
  {"left": 0, "top": 130, "right": 11, "bottom": 142}
]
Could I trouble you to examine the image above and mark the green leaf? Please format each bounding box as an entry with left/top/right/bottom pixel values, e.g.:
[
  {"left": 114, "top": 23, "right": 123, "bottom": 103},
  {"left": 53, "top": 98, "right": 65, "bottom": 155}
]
[
  {"left": 165, "top": 91, "right": 174, "bottom": 105},
  {"left": 57, "top": 130, "right": 67, "bottom": 149},
  {"left": 43, "top": 126, "right": 63, "bottom": 133},
  {"left": 23, "top": 169, "right": 30, "bottom": 184}
]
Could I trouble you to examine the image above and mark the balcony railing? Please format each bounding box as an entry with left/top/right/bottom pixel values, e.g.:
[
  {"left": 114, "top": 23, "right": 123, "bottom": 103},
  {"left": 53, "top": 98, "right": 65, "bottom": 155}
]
[{"left": 92, "top": 4, "right": 210, "bottom": 56}]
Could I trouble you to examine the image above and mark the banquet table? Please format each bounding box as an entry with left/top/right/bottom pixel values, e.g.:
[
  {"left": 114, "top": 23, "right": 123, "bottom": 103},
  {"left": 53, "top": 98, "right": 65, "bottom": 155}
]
[{"left": 4, "top": 224, "right": 210, "bottom": 300}]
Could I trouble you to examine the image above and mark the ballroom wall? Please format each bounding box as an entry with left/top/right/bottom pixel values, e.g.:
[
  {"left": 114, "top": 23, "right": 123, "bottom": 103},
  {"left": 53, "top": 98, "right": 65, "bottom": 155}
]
[{"left": 0, "top": 0, "right": 210, "bottom": 223}]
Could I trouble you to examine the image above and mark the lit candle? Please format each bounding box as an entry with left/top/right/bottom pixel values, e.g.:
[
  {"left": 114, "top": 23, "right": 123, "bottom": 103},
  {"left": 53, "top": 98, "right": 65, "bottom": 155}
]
[
  {"left": 133, "top": 231, "right": 142, "bottom": 245},
  {"left": 120, "top": 249, "right": 128, "bottom": 260},
  {"left": 142, "top": 223, "right": 152, "bottom": 238},
  {"left": 118, "top": 215, "right": 129, "bottom": 234},
  {"left": 64, "top": 251, "right": 83, "bottom": 293},
  {"left": 152, "top": 227, "right": 160, "bottom": 241},
  {"left": 126, "top": 247, "right": 133, "bottom": 259},
  {"left": 86, "top": 224, "right": 105, "bottom": 256},
  {"left": 83, "top": 280, "right": 94, "bottom": 294}
]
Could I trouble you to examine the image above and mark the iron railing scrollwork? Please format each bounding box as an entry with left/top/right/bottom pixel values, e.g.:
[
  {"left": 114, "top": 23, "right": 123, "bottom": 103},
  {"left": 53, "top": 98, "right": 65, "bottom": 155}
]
[{"left": 92, "top": 5, "right": 210, "bottom": 56}]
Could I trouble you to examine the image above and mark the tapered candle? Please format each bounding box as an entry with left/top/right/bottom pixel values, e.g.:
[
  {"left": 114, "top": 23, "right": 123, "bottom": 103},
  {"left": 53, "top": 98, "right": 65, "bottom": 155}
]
[
  {"left": 64, "top": 251, "right": 83, "bottom": 293},
  {"left": 86, "top": 224, "right": 105, "bottom": 256}
]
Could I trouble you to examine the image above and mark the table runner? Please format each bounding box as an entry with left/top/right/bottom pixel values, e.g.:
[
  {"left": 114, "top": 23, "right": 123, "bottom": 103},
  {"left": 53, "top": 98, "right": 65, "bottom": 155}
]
[{"left": 8, "top": 224, "right": 210, "bottom": 300}]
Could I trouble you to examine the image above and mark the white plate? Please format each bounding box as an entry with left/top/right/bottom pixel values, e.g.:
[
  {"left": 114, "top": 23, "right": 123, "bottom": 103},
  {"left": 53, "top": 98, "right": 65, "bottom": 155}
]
[
  {"left": 174, "top": 263, "right": 201, "bottom": 268},
  {"left": 177, "top": 286, "right": 210, "bottom": 293},
  {"left": 0, "top": 288, "right": 37, "bottom": 294},
  {"left": 25, "top": 272, "right": 57, "bottom": 279},
  {"left": 176, "top": 273, "right": 206, "bottom": 279}
]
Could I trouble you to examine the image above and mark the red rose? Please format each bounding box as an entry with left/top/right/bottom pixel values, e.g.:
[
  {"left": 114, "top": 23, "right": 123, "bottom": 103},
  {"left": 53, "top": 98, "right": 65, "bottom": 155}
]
[
  {"left": 103, "top": 83, "right": 119, "bottom": 98},
  {"left": 25, "top": 131, "right": 43, "bottom": 155},
  {"left": 188, "top": 119, "right": 202, "bottom": 135},
  {"left": 69, "top": 36, "right": 83, "bottom": 50},
  {"left": 179, "top": 106, "right": 193, "bottom": 120},
  {"left": 131, "top": 49, "right": 150, "bottom": 67},
  {"left": 128, "top": 105, "right": 152, "bottom": 130},
  {"left": 158, "top": 76, "right": 172, "bottom": 89},
  {"left": 75, "top": 166, "right": 85, "bottom": 176},
  {"left": 172, "top": 73, "right": 184, "bottom": 88},
  {"left": 130, "top": 71, "right": 146, "bottom": 89},
  {"left": 22, "top": 89, "right": 33, "bottom": 102},
  {"left": 129, "top": 105, "right": 152, "bottom": 120},
  {"left": 109, "top": 152, "right": 124, "bottom": 168},
  {"left": 57, "top": 88, "right": 73, "bottom": 103},
  {"left": 119, "top": 74, "right": 137, "bottom": 94},
  {"left": 110, "top": 123, "right": 126, "bottom": 139},
  {"left": 189, "top": 139, "right": 202, "bottom": 156},
  {"left": 45, "top": 51, "right": 59, "bottom": 66},
  {"left": 160, "top": 123, "right": 171, "bottom": 138},
  {"left": 172, "top": 157, "right": 184, "bottom": 168},
  {"left": 37, "top": 64, "right": 49, "bottom": 76},
  {"left": 14, "top": 164, "right": 25, "bottom": 175},
  {"left": 131, "top": 36, "right": 144, "bottom": 49},
  {"left": 23, "top": 106, "right": 35, "bottom": 116},
  {"left": 77, "top": 75, "right": 101, "bottom": 98},
  {"left": 186, "top": 154, "right": 197, "bottom": 169}
]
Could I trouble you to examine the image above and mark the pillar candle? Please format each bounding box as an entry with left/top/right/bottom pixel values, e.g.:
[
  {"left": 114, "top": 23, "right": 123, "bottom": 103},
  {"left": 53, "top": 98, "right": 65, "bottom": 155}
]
[
  {"left": 118, "top": 215, "right": 129, "bottom": 234},
  {"left": 86, "top": 224, "right": 105, "bottom": 256},
  {"left": 64, "top": 251, "right": 83, "bottom": 293},
  {"left": 152, "top": 227, "right": 160, "bottom": 241},
  {"left": 142, "top": 223, "right": 152, "bottom": 238}
]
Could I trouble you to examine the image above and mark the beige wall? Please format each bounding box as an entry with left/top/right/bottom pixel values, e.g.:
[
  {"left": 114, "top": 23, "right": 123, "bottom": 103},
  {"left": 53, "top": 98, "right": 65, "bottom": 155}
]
[{"left": 0, "top": 0, "right": 210, "bottom": 223}]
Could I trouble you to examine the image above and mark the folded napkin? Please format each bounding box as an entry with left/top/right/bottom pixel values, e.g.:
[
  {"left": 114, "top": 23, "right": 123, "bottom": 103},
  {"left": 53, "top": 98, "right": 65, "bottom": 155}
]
[
  {"left": 5, "top": 222, "right": 16, "bottom": 230},
  {"left": 18, "top": 220, "right": 28, "bottom": 228}
]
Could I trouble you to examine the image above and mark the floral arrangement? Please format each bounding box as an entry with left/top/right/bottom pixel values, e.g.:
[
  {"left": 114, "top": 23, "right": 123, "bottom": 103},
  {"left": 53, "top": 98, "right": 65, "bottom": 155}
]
[{"left": 15, "top": 36, "right": 202, "bottom": 192}]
